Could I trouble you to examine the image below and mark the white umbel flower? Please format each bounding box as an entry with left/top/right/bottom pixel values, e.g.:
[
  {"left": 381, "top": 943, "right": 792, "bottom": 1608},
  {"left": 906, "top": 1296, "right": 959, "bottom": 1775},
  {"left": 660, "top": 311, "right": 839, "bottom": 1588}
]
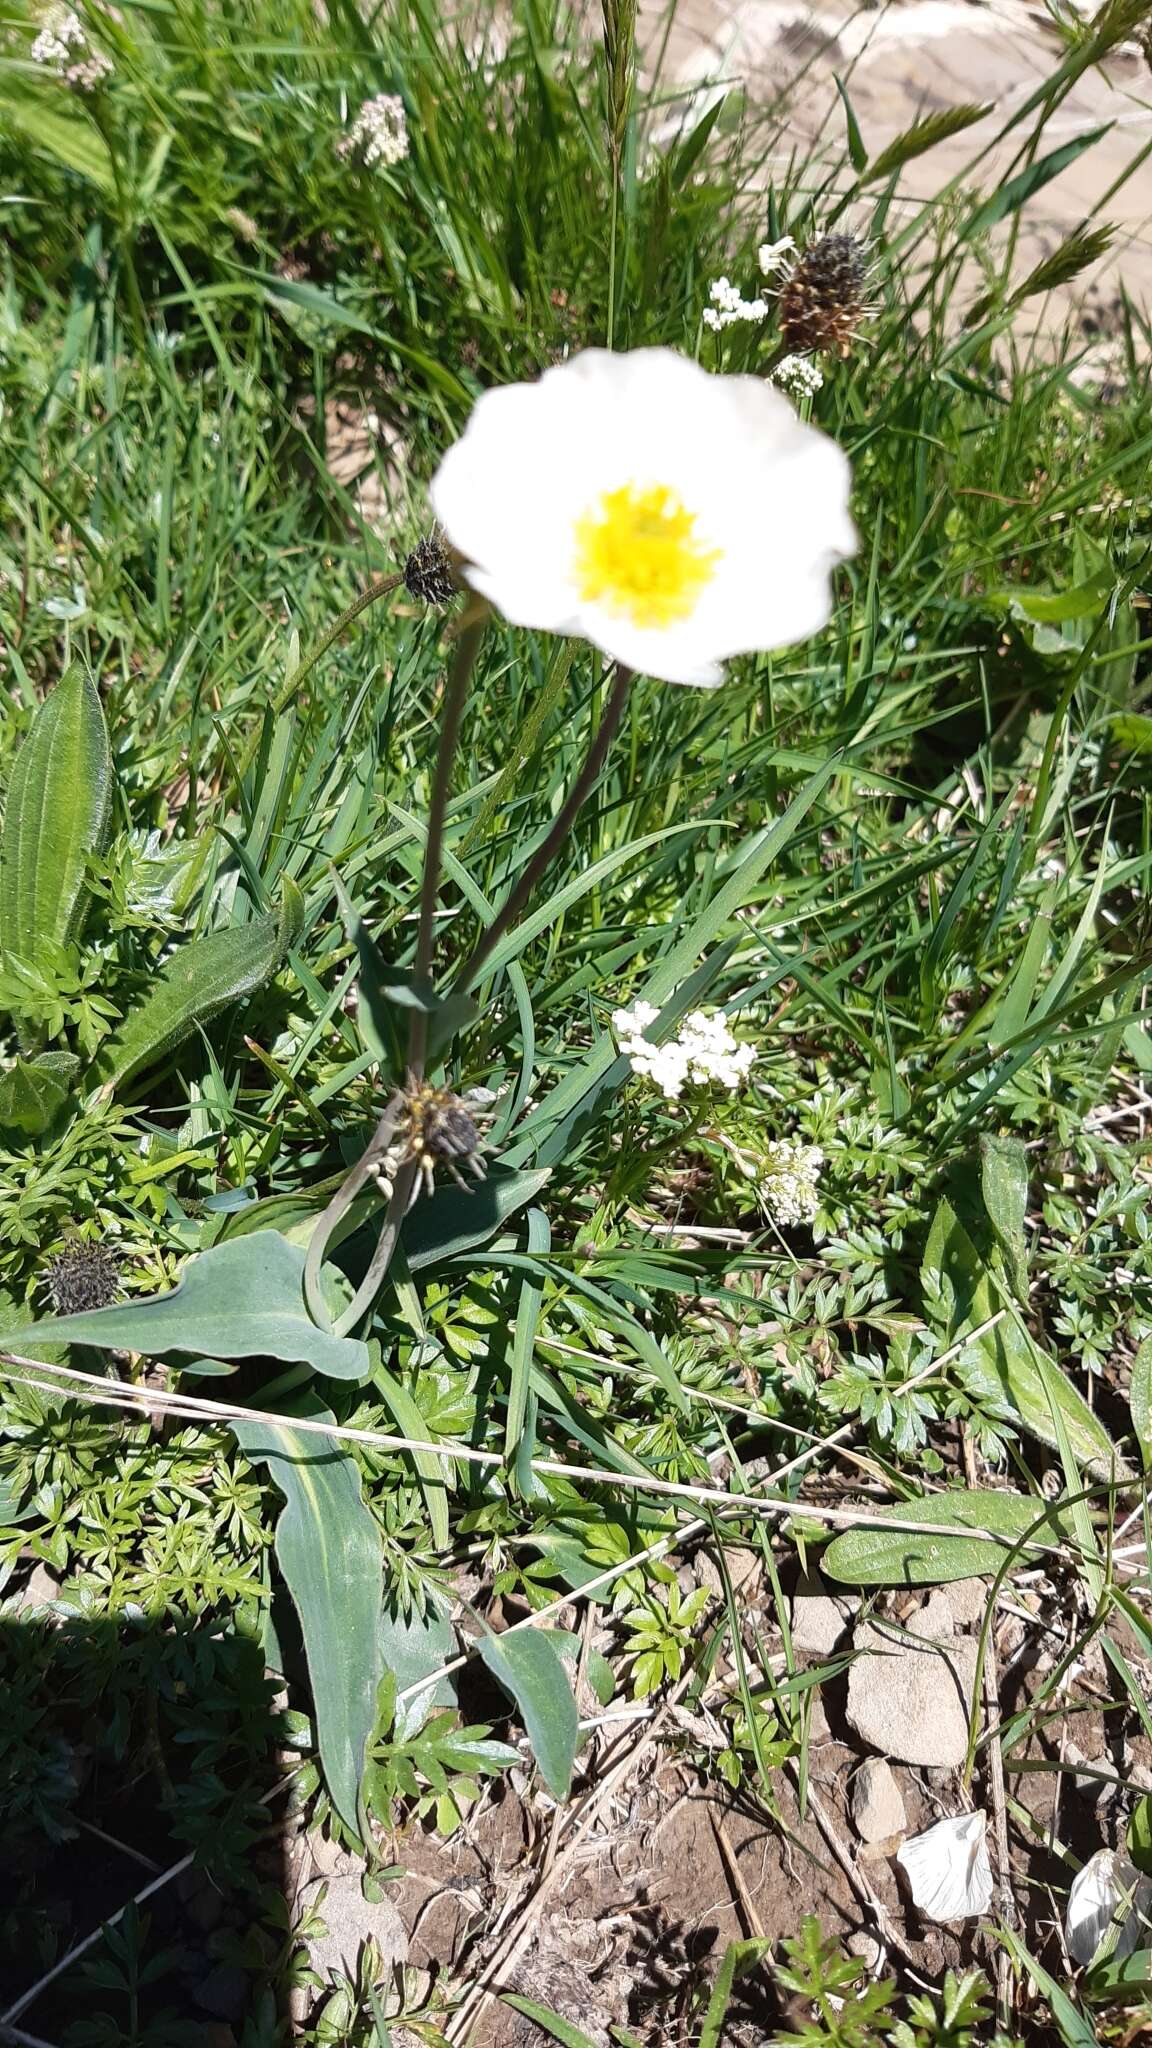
[
  {"left": 339, "top": 92, "right": 409, "bottom": 168},
  {"left": 896, "top": 1810, "right": 993, "bottom": 1922},
  {"left": 702, "top": 276, "right": 769, "bottom": 331},
  {"left": 1066, "top": 1850, "right": 1152, "bottom": 1966},
  {"left": 772, "top": 354, "right": 825, "bottom": 400},
  {"left": 759, "top": 1138, "right": 822, "bottom": 1225},
  {"left": 31, "top": 4, "right": 113, "bottom": 86},
  {"left": 612, "top": 1002, "right": 754, "bottom": 1101},
  {"left": 430, "top": 348, "right": 855, "bottom": 687}
]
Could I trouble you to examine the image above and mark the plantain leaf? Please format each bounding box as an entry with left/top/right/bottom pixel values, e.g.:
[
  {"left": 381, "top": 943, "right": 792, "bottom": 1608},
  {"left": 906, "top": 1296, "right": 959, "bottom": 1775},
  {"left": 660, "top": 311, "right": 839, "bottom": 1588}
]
[
  {"left": 1131, "top": 1335, "right": 1152, "bottom": 1474},
  {"left": 95, "top": 879, "right": 303, "bottom": 1094},
  {"left": 233, "top": 1393, "right": 383, "bottom": 1839},
  {"left": 0, "top": 666, "right": 112, "bottom": 961},
  {"left": 0, "top": 1051, "right": 80, "bottom": 1136},
  {"left": 978, "top": 1133, "right": 1030, "bottom": 1301},
  {"left": 0, "top": 1231, "right": 369, "bottom": 1381},
  {"left": 499, "top": 2000, "right": 600, "bottom": 2048},
  {"left": 477, "top": 1626, "right": 578, "bottom": 1800},
  {"left": 863, "top": 103, "right": 991, "bottom": 185},
  {"left": 822, "top": 1489, "right": 1067, "bottom": 1586},
  {"left": 923, "top": 1197, "right": 1121, "bottom": 1474}
]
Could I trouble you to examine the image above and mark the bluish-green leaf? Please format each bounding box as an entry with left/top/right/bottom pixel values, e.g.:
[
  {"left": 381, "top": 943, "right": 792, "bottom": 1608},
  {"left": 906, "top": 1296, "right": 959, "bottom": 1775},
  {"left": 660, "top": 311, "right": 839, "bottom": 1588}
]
[
  {"left": 95, "top": 880, "right": 303, "bottom": 1094},
  {"left": 477, "top": 1626, "right": 578, "bottom": 1801},
  {"left": 1131, "top": 1335, "right": 1152, "bottom": 1475},
  {"left": 233, "top": 1393, "right": 383, "bottom": 1838},
  {"left": 965, "top": 125, "right": 1111, "bottom": 236},
  {"left": 0, "top": 1231, "right": 369, "bottom": 1380},
  {"left": 0, "top": 666, "right": 112, "bottom": 960},
  {"left": 500, "top": 1999, "right": 600, "bottom": 2048},
  {"left": 381, "top": 1592, "right": 457, "bottom": 1741}
]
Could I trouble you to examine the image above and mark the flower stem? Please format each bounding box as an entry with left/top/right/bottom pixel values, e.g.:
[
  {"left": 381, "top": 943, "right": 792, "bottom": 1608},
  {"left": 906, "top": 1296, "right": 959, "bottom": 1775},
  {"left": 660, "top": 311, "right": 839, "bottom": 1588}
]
[
  {"left": 407, "top": 607, "right": 488, "bottom": 1080},
  {"left": 234, "top": 570, "right": 404, "bottom": 789},
  {"left": 454, "top": 661, "right": 632, "bottom": 997},
  {"left": 304, "top": 609, "right": 486, "bottom": 1336}
]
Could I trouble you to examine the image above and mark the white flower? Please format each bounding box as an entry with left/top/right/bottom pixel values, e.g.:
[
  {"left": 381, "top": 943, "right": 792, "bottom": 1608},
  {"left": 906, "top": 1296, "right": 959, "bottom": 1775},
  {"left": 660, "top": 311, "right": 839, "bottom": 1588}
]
[
  {"left": 758, "top": 236, "right": 796, "bottom": 276},
  {"left": 772, "top": 354, "right": 824, "bottom": 401},
  {"left": 339, "top": 92, "right": 409, "bottom": 169},
  {"left": 430, "top": 348, "right": 855, "bottom": 687},
  {"left": 1066, "top": 1850, "right": 1152, "bottom": 1966},
  {"left": 704, "top": 277, "right": 769, "bottom": 330},
  {"left": 896, "top": 1811, "right": 993, "bottom": 1922},
  {"left": 613, "top": 1003, "right": 753, "bottom": 1101},
  {"left": 758, "top": 1138, "right": 823, "bottom": 1225},
  {"left": 31, "top": 5, "right": 112, "bottom": 85}
]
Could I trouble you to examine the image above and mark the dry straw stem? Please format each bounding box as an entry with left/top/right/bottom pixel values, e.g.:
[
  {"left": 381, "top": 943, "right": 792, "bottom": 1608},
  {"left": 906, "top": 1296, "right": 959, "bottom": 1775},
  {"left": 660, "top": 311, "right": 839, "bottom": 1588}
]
[{"left": 0, "top": 1321, "right": 1067, "bottom": 1557}]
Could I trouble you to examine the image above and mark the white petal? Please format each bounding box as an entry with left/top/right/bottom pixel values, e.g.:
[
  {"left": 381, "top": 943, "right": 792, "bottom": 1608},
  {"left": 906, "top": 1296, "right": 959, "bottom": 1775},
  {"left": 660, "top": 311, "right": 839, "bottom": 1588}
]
[
  {"left": 427, "top": 348, "right": 855, "bottom": 684},
  {"left": 1066, "top": 1850, "right": 1152, "bottom": 1966},
  {"left": 896, "top": 1811, "right": 993, "bottom": 1922}
]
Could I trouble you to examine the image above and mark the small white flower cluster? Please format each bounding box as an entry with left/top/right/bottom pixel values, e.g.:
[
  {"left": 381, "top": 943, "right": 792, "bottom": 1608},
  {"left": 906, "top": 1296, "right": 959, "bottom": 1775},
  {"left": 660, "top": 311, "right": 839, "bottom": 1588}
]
[
  {"left": 339, "top": 92, "right": 409, "bottom": 169},
  {"left": 613, "top": 1002, "right": 756, "bottom": 1101},
  {"left": 702, "top": 276, "right": 768, "bottom": 333},
  {"left": 758, "top": 236, "right": 795, "bottom": 277},
  {"left": 31, "top": 5, "right": 113, "bottom": 89},
  {"left": 758, "top": 1138, "right": 823, "bottom": 1225},
  {"left": 772, "top": 353, "right": 824, "bottom": 400}
]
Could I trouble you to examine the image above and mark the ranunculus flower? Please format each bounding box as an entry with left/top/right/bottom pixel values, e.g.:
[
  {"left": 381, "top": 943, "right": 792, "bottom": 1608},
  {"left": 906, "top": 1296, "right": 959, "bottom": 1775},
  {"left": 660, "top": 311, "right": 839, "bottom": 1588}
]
[
  {"left": 1066, "top": 1849, "right": 1152, "bottom": 1966},
  {"left": 429, "top": 348, "right": 854, "bottom": 687},
  {"left": 897, "top": 1810, "right": 993, "bottom": 1922}
]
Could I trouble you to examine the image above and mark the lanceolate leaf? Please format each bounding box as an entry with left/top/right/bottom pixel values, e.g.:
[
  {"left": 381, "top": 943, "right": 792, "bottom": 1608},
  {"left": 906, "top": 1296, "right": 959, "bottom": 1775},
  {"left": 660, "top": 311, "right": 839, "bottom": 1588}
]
[
  {"left": 822, "top": 1489, "right": 1068, "bottom": 1586},
  {"left": 1130, "top": 1335, "right": 1152, "bottom": 1474},
  {"left": 233, "top": 1394, "right": 384, "bottom": 1839},
  {"left": 95, "top": 880, "right": 303, "bottom": 1094},
  {"left": 477, "top": 1626, "right": 578, "bottom": 1801},
  {"left": 978, "top": 1133, "right": 1030, "bottom": 1301},
  {"left": 964, "top": 125, "right": 1111, "bottom": 237},
  {"left": 0, "top": 666, "right": 112, "bottom": 960},
  {"left": 922, "top": 1197, "right": 1119, "bottom": 1474},
  {"left": 0, "top": 1231, "right": 369, "bottom": 1381}
]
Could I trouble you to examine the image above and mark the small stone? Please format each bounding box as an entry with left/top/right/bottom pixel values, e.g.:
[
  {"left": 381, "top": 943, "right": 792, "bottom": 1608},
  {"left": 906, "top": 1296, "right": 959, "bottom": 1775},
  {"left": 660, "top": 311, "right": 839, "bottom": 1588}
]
[
  {"left": 308, "top": 1830, "right": 362, "bottom": 1878},
  {"left": 791, "top": 1573, "right": 858, "bottom": 1655},
  {"left": 192, "top": 1966, "right": 248, "bottom": 2022},
  {"left": 18, "top": 1560, "right": 61, "bottom": 1611},
  {"left": 943, "top": 1579, "right": 990, "bottom": 1630},
  {"left": 845, "top": 1620, "right": 980, "bottom": 1767},
  {"left": 852, "top": 1758, "right": 907, "bottom": 1843},
  {"left": 848, "top": 1930, "right": 883, "bottom": 1971},
  {"left": 695, "top": 1546, "right": 761, "bottom": 1602},
  {"left": 299, "top": 1874, "right": 408, "bottom": 1985},
  {"left": 913, "top": 1591, "right": 955, "bottom": 1642}
]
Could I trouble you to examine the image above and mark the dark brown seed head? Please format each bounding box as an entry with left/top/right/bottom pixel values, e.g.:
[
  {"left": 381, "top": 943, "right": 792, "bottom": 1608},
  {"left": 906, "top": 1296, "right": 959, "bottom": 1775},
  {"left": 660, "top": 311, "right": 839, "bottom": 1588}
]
[
  {"left": 45, "top": 1241, "right": 120, "bottom": 1315},
  {"left": 778, "top": 233, "right": 870, "bottom": 358},
  {"left": 403, "top": 533, "right": 456, "bottom": 608}
]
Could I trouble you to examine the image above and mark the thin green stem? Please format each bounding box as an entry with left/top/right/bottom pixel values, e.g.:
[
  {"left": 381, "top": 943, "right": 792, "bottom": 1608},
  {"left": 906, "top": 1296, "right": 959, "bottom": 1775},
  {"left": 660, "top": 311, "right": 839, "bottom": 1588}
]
[
  {"left": 454, "top": 661, "right": 633, "bottom": 997},
  {"left": 303, "top": 1092, "right": 404, "bottom": 1329},
  {"left": 234, "top": 570, "right": 404, "bottom": 788},
  {"left": 332, "top": 1161, "right": 419, "bottom": 1338},
  {"left": 407, "top": 608, "right": 488, "bottom": 1079}
]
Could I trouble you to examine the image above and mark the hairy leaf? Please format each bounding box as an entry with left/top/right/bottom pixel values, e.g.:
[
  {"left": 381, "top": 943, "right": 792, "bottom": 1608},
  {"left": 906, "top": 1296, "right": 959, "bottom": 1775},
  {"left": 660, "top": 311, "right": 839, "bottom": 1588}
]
[
  {"left": 0, "top": 667, "right": 111, "bottom": 960},
  {"left": 95, "top": 880, "right": 303, "bottom": 1094},
  {"left": 477, "top": 1626, "right": 578, "bottom": 1800}
]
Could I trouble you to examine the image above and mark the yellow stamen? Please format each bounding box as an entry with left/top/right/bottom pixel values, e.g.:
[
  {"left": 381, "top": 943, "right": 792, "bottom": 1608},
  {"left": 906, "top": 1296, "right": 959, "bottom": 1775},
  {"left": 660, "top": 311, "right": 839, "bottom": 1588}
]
[{"left": 573, "top": 481, "right": 721, "bottom": 629}]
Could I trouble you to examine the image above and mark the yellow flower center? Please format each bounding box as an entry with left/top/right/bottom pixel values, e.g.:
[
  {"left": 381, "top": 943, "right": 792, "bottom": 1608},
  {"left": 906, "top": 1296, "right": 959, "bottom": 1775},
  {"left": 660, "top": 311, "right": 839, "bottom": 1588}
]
[{"left": 573, "top": 481, "right": 721, "bottom": 629}]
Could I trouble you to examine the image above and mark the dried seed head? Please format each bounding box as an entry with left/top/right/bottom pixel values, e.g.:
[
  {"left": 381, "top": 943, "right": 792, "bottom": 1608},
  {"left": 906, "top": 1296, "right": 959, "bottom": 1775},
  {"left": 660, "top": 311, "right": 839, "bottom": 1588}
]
[
  {"left": 403, "top": 533, "right": 456, "bottom": 608},
  {"left": 778, "top": 233, "right": 871, "bottom": 359},
  {"left": 395, "top": 1079, "right": 489, "bottom": 1198},
  {"left": 45, "top": 1241, "right": 120, "bottom": 1315}
]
